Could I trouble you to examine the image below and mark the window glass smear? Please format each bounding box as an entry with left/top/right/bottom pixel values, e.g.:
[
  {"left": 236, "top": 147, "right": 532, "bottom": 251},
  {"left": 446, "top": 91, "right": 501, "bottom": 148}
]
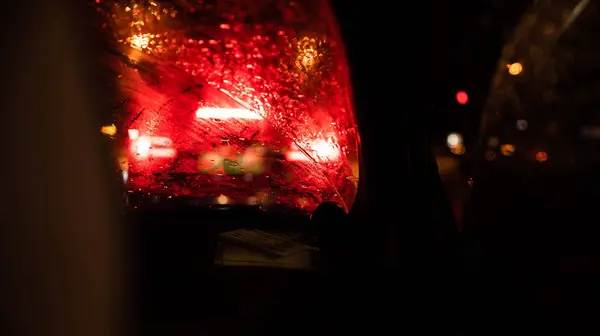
[
  {"left": 480, "top": 0, "right": 600, "bottom": 170},
  {"left": 94, "top": 0, "right": 359, "bottom": 212}
]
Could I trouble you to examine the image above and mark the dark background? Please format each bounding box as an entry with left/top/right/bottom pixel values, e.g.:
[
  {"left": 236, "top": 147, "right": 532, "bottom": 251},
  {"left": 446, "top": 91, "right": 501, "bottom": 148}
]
[{"left": 431, "top": 0, "right": 532, "bottom": 144}]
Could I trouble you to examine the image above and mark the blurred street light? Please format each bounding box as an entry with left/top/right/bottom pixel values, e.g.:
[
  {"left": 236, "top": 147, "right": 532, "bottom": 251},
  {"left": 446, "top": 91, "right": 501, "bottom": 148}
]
[{"left": 507, "top": 62, "right": 523, "bottom": 75}]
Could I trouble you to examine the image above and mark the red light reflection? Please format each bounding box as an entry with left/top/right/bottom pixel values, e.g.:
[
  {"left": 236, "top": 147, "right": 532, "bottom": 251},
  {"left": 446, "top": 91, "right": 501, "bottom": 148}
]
[
  {"left": 287, "top": 137, "right": 341, "bottom": 162},
  {"left": 97, "top": 0, "right": 360, "bottom": 212},
  {"left": 128, "top": 129, "right": 139, "bottom": 140},
  {"left": 130, "top": 135, "right": 176, "bottom": 159},
  {"left": 133, "top": 136, "right": 151, "bottom": 157},
  {"left": 196, "top": 107, "right": 263, "bottom": 120}
]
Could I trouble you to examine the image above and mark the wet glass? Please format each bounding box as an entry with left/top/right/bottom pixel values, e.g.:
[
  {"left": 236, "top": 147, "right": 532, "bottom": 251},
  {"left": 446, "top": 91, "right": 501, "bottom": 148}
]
[{"left": 93, "top": 0, "right": 360, "bottom": 212}]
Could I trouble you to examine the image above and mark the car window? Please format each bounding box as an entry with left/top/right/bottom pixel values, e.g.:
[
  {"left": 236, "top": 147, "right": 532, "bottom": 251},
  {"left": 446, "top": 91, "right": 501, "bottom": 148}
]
[
  {"left": 479, "top": 0, "right": 600, "bottom": 170},
  {"left": 94, "top": 0, "right": 360, "bottom": 212}
]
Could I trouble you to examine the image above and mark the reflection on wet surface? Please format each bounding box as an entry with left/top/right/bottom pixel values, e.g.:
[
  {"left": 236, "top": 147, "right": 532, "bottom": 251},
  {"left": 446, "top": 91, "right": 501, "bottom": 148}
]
[{"left": 94, "top": 0, "right": 360, "bottom": 211}]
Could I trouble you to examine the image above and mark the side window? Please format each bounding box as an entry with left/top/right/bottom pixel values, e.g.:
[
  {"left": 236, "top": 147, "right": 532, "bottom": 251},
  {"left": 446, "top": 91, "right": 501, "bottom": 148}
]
[
  {"left": 95, "top": 0, "right": 360, "bottom": 212},
  {"left": 480, "top": 0, "right": 600, "bottom": 169}
]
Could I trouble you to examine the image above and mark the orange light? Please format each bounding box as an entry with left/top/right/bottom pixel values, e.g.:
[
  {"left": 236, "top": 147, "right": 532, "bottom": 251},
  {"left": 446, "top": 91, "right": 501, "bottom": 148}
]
[
  {"left": 129, "top": 34, "right": 150, "bottom": 50},
  {"left": 101, "top": 124, "right": 117, "bottom": 136},
  {"left": 500, "top": 144, "right": 515, "bottom": 156},
  {"left": 507, "top": 62, "right": 523, "bottom": 75},
  {"left": 295, "top": 37, "right": 322, "bottom": 72},
  {"left": 196, "top": 107, "right": 263, "bottom": 120},
  {"left": 216, "top": 194, "right": 229, "bottom": 205},
  {"left": 450, "top": 143, "right": 465, "bottom": 155},
  {"left": 536, "top": 151, "right": 548, "bottom": 162},
  {"left": 456, "top": 91, "right": 468, "bottom": 105}
]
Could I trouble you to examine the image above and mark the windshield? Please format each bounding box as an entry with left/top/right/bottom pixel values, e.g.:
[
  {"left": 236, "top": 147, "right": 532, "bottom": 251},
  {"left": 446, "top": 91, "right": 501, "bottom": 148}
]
[
  {"left": 479, "top": 0, "right": 599, "bottom": 170},
  {"left": 94, "top": 0, "right": 360, "bottom": 212}
]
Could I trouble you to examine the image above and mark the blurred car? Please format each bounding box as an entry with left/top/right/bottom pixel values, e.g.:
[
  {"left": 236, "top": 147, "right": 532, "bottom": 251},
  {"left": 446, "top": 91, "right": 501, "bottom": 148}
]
[{"left": 96, "top": 0, "right": 360, "bottom": 213}]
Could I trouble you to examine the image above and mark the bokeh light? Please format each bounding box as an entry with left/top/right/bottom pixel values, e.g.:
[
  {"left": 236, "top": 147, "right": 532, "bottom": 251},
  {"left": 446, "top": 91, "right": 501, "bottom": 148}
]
[
  {"left": 500, "top": 144, "right": 515, "bottom": 156},
  {"left": 507, "top": 62, "right": 523, "bottom": 75},
  {"left": 447, "top": 132, "right": 463, "bottom": 147},
  {"left": 456, "top": 91, "right": 469, "bottom": 104},
  {"left": 536, "top": 151, "right": 548, "bottom": 162}
]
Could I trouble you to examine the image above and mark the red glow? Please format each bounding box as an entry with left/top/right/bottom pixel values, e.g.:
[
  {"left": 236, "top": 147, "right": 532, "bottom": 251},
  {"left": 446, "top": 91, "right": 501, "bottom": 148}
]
[
  {"left": 286, "top": 151, "right": 309, "bottom": 161},
  {"left": 130, "top": 135, "right": 176, "bottom": 159},
  {"left": 97, "top": 0, "right": 360, "bottom": 212},
  {"left": 147, "top": 148, "right": 176, "bottom": 158},
  {"left": 311, "top": 138, "right": 341, "bottom": 161},
  {"left": 128, "top": 129, "right": 139, "bottom": 140},
  {"left": 456, "top": 91, "right": 469, "bottom": 105},
  {"left": 134, "top": 136, "right": 151, "bottom": 157},
  {"left": 287, "top": 138, "right": 341, "bottom": 162},
  {"left": 196, "top": 107, "right": 263, "bottom": 120}
]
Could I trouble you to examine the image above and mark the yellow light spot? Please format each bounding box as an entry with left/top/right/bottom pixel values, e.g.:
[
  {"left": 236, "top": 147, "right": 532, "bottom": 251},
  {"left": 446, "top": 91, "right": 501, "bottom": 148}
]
[
  {"left": 129, "top": 34, "right": 150, "bottom": 50},
  {"left": 500, "top": 144, "right": 515, "bottom": 156},
  {"left": 216, "top": 194, "right": 228, "bottom": 205},
  {"left": 295, "top": 37, "right": 323, "bottom": 72},
  {"left": 101, "top": 124, "right": 117, "bottom": 136},
  {"left": 508, "top": 62, "right": 523, "bottom": 75}
]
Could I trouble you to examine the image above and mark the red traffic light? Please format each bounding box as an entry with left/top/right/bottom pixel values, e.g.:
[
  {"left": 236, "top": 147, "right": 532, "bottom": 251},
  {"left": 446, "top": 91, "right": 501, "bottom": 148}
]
[{"left": 456, "top": 91, "right": 468, "bottom": 105}]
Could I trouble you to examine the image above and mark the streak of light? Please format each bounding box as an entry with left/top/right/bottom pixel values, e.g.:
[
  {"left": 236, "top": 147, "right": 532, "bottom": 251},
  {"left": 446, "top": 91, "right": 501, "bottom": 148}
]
[
  {"left": 559, "top": 0, "right": 590, "bottom": 37},
  {"left": 196, "top": 107, "right": 263, "bottom": 120}
]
